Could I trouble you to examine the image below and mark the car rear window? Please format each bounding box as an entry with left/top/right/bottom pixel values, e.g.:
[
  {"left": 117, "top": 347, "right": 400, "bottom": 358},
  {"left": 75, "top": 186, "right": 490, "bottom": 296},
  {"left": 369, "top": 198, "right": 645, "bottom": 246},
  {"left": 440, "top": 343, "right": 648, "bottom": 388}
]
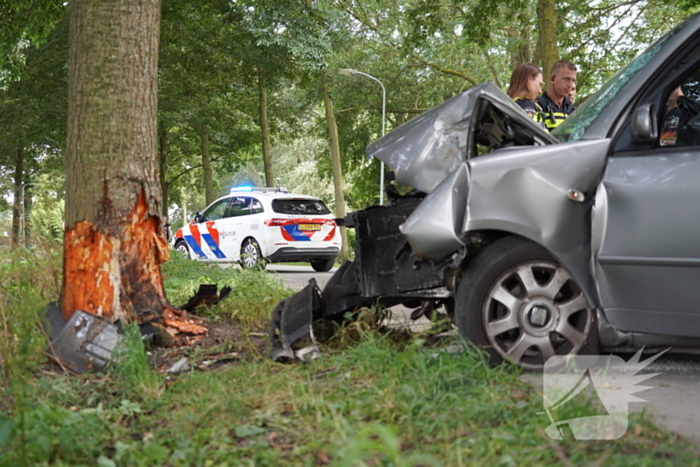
[{"left": 271, "top": 199, "right": 330, "bottom": 215}]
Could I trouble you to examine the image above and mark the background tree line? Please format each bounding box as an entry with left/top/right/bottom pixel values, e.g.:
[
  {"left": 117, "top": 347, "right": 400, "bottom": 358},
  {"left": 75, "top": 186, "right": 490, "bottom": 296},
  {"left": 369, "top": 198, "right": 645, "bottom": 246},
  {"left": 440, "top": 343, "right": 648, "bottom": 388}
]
[{"left": 1, "top": 0, "right": 699, "bottom": 252}]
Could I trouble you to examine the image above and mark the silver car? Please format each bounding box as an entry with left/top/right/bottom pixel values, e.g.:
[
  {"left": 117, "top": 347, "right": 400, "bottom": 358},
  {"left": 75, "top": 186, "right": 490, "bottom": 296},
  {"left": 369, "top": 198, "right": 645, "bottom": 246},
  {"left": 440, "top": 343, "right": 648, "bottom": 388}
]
[{"left": 367, "top": 13, "right": 700, "bottom": 370}]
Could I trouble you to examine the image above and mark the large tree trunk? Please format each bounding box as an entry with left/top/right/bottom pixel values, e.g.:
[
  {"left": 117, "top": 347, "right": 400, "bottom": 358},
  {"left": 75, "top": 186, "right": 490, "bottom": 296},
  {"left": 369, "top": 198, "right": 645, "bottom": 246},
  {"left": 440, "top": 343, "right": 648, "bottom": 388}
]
[
  {"left": 258, "top": 79, "right": 274, "bottom": 187},
  {"left": 200, "top": 123, "right": 214, "bottom": 205},
  {"left": 537, "top": 0, "right": 559, "bottom": 78},
  {"left": 11, "top": 147, "right": 23, "bottom": 249},
  {"left": 64, "top": 0, "right": 200, "bottom": 334},
  {"left": 321, "top": 81, "right": 348, "bottom": 259}
]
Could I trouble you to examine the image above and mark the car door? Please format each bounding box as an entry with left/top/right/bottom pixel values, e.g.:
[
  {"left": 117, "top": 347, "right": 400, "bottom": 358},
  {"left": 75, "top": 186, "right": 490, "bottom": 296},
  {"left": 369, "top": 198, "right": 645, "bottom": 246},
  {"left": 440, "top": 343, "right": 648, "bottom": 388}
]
[
  {"left": 215, "top": 196, "right": 251, "bottom": 260},
  {"left": 594, "top": 44, "right": 700, "bottom": 338},
  {"left": 189, "top": 197, "right": 231, "bottom": 260},
  {"left": 245, "top": 196, "right": 269, "bottom": 255}
]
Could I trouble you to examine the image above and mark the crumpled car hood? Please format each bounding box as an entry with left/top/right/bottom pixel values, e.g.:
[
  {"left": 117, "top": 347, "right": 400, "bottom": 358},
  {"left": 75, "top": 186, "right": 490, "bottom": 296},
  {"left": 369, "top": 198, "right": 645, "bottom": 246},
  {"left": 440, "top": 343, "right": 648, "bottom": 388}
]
[{"left": 366, "top": 82, "right": 557, "bottom": 193}]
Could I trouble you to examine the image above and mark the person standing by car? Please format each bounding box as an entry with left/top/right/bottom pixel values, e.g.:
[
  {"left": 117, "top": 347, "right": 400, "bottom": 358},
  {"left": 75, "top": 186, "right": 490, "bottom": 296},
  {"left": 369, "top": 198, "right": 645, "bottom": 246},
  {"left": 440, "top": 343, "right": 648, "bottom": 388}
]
[
  {"left": 507, "top": 62, "right": 545, "bottom": 126},
  {"left": 537, "top": 60, "right": 577, "bottom": 131}
]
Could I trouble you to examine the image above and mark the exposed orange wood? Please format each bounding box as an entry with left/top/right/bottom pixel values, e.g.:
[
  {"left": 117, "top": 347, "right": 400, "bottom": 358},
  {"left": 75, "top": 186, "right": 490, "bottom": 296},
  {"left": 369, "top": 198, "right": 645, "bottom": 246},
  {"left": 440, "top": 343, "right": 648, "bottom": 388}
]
[
  {"left": 62, "top": 186, "right": 208, "bottom": 341},
  {"left": 62, "top": 220, "right": 117, "bottom": 321},
  {"left": 163, "top": 309, "right": 207, "bottom": 335}
]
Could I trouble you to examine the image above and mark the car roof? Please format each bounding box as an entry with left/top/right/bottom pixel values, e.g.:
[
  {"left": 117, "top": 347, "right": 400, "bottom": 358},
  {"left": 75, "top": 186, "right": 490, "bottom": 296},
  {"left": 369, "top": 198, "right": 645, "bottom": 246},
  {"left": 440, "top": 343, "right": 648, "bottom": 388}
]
[{"left": 223, "top": 188, "right": 322, "bottom": 201}]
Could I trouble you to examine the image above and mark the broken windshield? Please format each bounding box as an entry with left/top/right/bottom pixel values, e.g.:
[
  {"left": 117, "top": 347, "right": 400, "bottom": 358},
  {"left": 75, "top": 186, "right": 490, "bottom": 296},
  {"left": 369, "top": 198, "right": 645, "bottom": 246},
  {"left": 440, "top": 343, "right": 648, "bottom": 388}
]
[{"left": 554, "top": 28, "right": 677, "bottom": 143}]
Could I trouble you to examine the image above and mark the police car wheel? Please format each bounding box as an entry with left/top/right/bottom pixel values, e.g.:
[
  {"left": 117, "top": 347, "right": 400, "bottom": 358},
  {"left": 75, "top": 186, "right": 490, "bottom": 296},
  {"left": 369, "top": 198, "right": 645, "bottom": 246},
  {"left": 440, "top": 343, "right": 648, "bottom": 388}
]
[
  {"left": 455, "top": 236, "right": 598, "bottom": 372},
  {"left": 240, "top": 238, "right": 265, "bottom": 270},
  {"left": 175, "top": 241, "right": 190, "bottom": 259}
]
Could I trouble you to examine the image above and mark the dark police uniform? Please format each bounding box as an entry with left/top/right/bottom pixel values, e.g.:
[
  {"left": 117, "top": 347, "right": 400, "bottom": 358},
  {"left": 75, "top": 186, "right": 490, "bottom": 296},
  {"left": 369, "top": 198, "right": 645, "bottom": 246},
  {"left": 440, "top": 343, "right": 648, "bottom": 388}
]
[
  {"left": 514, "top": 97, "right": 545, "bottom": 127},
  {"left": 536, "top": 93, "right": 575, "bottom": 132}
]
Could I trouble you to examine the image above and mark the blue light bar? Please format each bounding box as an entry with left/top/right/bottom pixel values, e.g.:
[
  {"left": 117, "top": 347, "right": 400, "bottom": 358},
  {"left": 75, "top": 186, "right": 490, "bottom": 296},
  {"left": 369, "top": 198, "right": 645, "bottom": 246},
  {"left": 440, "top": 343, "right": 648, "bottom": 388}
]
[{"left": 231, "top": 186, "right": 254, "bottom": 192}]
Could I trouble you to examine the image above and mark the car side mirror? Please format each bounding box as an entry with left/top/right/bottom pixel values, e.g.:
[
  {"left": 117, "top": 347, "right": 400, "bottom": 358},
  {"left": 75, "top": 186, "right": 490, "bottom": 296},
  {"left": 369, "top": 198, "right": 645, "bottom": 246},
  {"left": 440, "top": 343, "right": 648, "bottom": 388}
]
[
  {"left": 631, "top": 104, "right": 658, "bottom": 144},
  {"left": 193, "top": 211, "right": 202, "bottom": 223}
]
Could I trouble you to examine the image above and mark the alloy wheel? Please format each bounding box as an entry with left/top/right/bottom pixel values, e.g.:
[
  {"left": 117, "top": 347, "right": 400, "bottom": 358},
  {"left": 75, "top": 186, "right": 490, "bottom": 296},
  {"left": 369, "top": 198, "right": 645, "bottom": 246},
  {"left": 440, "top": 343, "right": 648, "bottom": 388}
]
[
  {"left": 482, "top": 260, "right": 593, "bottom": 371},
  {"left": 176, "top": 242, "right": 189, "bottom": 258},
  {"left": 241, "top": 241, "right": 260, "bottom": 269}
]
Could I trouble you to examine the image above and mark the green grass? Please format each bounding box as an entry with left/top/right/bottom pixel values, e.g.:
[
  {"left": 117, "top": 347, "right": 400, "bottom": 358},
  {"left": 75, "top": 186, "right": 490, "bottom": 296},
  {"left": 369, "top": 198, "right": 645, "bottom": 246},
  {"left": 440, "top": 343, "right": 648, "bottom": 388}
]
[
  {"left": 1, "top": 244, "right": 699, "bottom": 466},
  {"left": 162, "top": 254, "right": 293, "bottom": 333}
]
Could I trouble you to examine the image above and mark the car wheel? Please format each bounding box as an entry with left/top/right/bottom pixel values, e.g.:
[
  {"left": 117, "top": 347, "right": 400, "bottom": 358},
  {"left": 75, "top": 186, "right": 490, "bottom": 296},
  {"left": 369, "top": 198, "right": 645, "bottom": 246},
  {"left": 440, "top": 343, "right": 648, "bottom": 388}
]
[
  {"left": 175, "top": 240, "right": 190, "bottom": 259},
  {"left": 240, "top": 238, "right": 266, "bottom": 270},
  {"left": 456, "top": 236, "right": 597, "bottom": 371},
  {"left": 310, "top": 258, "right": 335, "bottom": 272}
]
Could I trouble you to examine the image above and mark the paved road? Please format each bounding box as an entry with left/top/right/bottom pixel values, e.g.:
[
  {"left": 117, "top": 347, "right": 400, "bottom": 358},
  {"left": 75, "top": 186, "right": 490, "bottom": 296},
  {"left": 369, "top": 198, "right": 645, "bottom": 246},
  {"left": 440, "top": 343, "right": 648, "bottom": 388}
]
[
  {"left": 266, "top": 264, "right": 337, "bottom": 290},
  {"left": 522, "top": 355, "right": 700, "bottom": 441},
  {"left": 271, "top": 265, "right": 700, "bottom": 442},
  {"left": 628, "top": 355, "right": 700, "bottom": 441}
]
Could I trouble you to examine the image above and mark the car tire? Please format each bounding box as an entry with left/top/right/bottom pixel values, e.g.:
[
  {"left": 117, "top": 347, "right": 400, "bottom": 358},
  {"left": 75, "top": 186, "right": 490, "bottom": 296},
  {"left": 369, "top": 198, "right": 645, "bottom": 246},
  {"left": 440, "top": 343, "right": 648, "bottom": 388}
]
[
  {"left": 455, "top": 236, "right": 598, "bottom": 371},
  {"left": 240, "top": 238, "right": 266, "bottom": 270},
  {"left": 310, "top": 258, "right": 335, "bottom": 272},
  {"left": 175, "top": 240, "right": 190, "bottom": 259}
]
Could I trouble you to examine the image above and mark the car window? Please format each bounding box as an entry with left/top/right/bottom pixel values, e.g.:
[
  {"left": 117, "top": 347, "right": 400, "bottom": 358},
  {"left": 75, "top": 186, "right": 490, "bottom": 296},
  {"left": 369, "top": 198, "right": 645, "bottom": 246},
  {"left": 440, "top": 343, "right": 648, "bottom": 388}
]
[
  {"left": 554, "top": 27, "right": 676, "bottom": 143},
  {"left": 271, "top": 199, "right": 330, "bottom": 215},
  {"left": 228, "top": 197, "right": 252, "bottom": 217},
  {"left": 201, "top": 199, "right": 230, "bottom": 222},
  {"left": 250, "top": 198, "right": 264, "bottom": 214},
  {"left": 660, "top": 71, "right": 700, "bottom": 148}
]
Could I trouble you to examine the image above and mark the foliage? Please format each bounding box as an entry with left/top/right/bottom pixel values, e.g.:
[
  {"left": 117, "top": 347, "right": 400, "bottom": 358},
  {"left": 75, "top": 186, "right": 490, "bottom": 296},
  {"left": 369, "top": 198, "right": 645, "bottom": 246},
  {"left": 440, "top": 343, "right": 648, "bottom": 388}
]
[
  {"left": 0, "top": 0, "right": 66, "bottom": 75},
  {"left": 1, "top": 243, "right": 700, "bottom": 465},
  {"left": 3, "top": 331, "right": 699, "bottom": 465},
  {"left": 4, "top": 0, "right": 699, "bottom": 219},
  {"left": 162, "top": 253, "right": 292, "bottom": 332},
  {"left": 0, "top": 243, "right": 62, "bottom": 466},
  {"left": 112, "top": 324, "right": 165, "bottom": 401}
]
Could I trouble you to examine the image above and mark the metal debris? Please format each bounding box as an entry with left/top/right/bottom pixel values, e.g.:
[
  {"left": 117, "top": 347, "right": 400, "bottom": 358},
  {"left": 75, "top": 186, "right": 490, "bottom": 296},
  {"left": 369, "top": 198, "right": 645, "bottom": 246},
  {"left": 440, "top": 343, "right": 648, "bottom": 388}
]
[
  {"left": 269, "top": 278, "right": 324, "bottom": 362},
  {"left": 180, "top": 284, "right": 233, "bottom": 312},
  {"left": 196, "top": 352, "right": 240, "bottom": 370},
  {"left": 165, "top": 357, "right": 190, "bottom": 374},
  {"left": 47, "top": 310, "right": 123, "bottom": 374}
]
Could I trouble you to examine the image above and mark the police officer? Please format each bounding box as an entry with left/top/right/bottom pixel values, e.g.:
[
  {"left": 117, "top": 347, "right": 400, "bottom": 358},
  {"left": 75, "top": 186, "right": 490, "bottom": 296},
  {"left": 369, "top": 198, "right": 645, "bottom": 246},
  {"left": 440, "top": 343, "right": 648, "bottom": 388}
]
[
  {"left": 537, "top": 60, "right": 577, "bottom": 131},
  {"left": 507, "top": 62, "right": 546, "bottom": 127}
]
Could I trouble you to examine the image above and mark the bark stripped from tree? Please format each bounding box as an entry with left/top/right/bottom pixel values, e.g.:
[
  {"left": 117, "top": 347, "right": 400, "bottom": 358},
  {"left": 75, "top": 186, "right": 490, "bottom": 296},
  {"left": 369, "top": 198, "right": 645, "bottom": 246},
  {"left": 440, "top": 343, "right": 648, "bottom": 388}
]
[{"left": 64, "top": 0, "right": 205, "bottom": 337}]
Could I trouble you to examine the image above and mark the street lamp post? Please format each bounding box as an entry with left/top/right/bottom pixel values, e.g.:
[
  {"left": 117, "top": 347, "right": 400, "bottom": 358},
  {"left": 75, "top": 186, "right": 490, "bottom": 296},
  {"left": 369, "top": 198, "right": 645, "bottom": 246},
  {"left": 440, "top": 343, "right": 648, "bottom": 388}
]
[{"left": 338, "top": 68, "right": 387, "bottom": 205}]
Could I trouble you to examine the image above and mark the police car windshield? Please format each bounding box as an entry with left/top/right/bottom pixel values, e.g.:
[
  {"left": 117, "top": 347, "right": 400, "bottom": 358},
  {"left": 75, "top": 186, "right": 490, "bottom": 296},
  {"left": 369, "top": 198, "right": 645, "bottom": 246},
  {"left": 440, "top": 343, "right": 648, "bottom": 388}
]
[
  {"left": 272, "top": 199, "right": 330, "bottom": 215},
  {"left": 554, "top": 27, "right": 676, "bottom": 143}
]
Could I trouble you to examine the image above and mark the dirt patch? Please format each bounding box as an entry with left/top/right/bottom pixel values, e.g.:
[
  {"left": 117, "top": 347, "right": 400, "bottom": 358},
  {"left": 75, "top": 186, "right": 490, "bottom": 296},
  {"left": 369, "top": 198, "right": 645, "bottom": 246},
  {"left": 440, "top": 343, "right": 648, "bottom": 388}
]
[{"left": 152, "top": 317, "right": 269, "bottom": 373}]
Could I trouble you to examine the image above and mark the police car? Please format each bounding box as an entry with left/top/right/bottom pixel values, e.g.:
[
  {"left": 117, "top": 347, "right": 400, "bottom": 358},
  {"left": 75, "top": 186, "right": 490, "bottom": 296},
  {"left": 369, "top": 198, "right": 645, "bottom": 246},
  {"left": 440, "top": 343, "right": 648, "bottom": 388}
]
[{"left": 173, "top": 187, "right": 341, "bottom": 272}]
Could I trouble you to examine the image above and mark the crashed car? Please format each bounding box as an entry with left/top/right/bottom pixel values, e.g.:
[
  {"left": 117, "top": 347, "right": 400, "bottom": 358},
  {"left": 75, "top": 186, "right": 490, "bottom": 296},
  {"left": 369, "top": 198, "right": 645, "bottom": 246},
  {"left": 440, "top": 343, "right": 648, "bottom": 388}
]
[{"left": 271, "top": 13, "right": 700, "bottom": 370}]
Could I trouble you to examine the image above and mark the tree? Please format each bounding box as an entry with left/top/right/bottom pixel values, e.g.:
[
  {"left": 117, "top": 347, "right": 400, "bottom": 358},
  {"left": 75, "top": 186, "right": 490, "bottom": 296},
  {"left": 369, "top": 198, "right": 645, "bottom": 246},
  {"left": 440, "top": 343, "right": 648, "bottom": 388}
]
[
  {"left": 0, "top": 1, "right": 68, "bottom": 248},
  {"left": 321, "top": 80, "right": 349, "bottom": 258},
  {"left": 538, "top": 0, "right": 559, "bottom": 77},
  {"left": 63, "top": 0, "right": 202, "bottom": 334}
]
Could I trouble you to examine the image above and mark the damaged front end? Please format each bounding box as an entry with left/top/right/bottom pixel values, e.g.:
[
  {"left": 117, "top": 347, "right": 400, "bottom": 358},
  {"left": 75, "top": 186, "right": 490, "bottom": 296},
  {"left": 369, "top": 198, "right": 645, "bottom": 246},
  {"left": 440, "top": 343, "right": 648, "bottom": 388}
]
[
  {"left": 269, "top": 191, "right": 453, "bottom": 362},
  {"left": 268, "top": 83, "right": 564, "bottom": 361}
]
